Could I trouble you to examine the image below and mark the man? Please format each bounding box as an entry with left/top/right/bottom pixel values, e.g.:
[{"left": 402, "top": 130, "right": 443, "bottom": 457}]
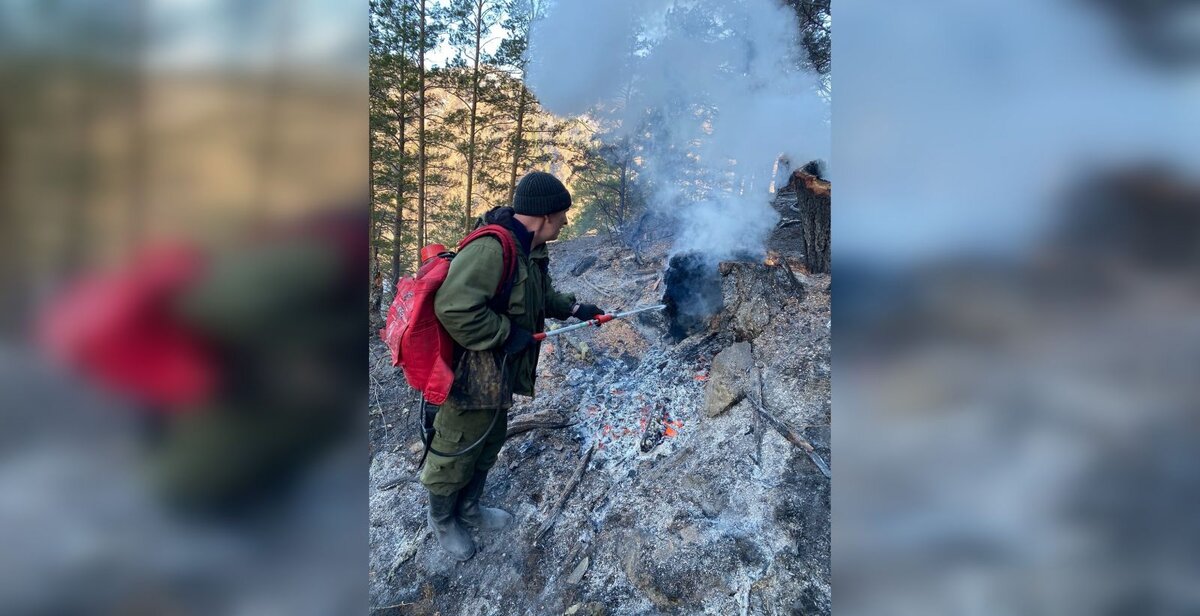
[{"left": 421, "top": 171, "right": 604, "bottom": 560}]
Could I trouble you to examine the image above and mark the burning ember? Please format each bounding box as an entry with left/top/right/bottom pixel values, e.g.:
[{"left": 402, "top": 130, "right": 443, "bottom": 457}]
[
  {"left": 638, "top": 401, "right": 683, "bottom": 452},
  {"left": 662, "top": 253, "right": 723, "bottom": 342},
  {"left": 563, "top": 341, "right": 710, "bottom": 462}
]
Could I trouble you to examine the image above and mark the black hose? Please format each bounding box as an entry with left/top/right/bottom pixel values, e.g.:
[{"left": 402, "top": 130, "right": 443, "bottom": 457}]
[
  {"left": 416, "top": 352, "right": 509, "bottom": 470},
  {"left": 423, "top": 399, "right": 502, "bottom": 459}
]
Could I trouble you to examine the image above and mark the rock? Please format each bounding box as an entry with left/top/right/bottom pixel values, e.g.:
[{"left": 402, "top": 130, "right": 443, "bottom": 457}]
[
  {"left": 567, "top": 556, "right": 589, "bottom": 584},
  {"left": 620, "top": 533, "right": 675, "bottom": 609},
  {"left": 408, "top": 441, "right": 424, "bottom": 454},
  {"left": 619, "top": 529, "right": 744, "bottom": 609},
  {"left": 704, "top": 342, "right": 754, "bottom": 417},
  {"left": 571, "top": 255, "right": 599, "bottom": 276},
  {"left": 565, "top": 604, "right": 581, "bottom": 615}
]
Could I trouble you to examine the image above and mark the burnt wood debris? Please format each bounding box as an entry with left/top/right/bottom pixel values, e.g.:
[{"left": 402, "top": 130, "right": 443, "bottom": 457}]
[{"left": 370, "top": 171, "right": 831, "bottom": 615}]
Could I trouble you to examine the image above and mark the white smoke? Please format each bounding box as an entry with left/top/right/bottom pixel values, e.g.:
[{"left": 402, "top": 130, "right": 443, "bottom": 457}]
[{"left": 526, "top": 0, "right": 830, "bottom": 260}]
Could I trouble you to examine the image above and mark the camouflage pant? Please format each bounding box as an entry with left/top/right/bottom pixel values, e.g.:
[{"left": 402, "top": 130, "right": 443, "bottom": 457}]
[{"left": 419, "top": 398, "right": 509, "bottom": 496}]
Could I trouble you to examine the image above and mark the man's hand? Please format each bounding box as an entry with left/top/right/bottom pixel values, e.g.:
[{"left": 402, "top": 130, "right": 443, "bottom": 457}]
[
  {"left": 502, "top": 323, "right": 535, "bottom": 355},
  {"left": 573, "top": 303, "right": 605, "bottom": 321}
]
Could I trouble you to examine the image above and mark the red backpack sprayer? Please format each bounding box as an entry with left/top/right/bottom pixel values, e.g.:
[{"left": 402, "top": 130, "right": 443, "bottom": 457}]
[{"left": 382, "top": 234, "right": 665, "bottom": 467}]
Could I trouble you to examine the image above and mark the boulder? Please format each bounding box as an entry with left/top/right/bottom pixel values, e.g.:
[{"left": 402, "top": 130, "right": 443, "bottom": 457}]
[{"left": 704, "top": 342, "right": 755, "bottom": 417}]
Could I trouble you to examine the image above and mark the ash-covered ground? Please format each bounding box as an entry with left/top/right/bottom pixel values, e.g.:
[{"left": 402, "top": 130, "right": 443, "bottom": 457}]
[{"left": 370, "top": 208, "right": 830, "bottom": 615}]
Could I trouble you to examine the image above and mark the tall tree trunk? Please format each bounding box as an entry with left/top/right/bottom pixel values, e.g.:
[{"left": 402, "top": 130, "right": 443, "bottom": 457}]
[
  {"left": 416, "top": 0, "right": 427, "bottom": 269},
  {"left": 464, "top": 0, "right": 484, "bottom": 233},
  {"left": 392, "top": 170, "right": 405, "bottom": 281},
  {"left": 369, "top": 139, "right": 377, "bottom": 263},
  {"left": 391, "top": 37, "right": 408, "bottom": 285},
  {"left": 618, "top": 156, "right": 628, "bottom": 227},
  {"left": 368, "top": 101, "right": 377, "bottom": 264},
  {"left": 507, "top": 85, "right": 527, "bottom": 204}
]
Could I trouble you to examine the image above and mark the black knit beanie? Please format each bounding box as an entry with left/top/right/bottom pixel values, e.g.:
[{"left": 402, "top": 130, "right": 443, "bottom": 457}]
[{"left": 512, "top": 171, "right": 571, "bottom": 215}]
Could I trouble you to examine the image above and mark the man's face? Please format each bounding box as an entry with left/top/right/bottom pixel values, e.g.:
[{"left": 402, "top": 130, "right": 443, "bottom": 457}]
[{"left": 542, "top": 211, "right": 569, "bottom": 242}]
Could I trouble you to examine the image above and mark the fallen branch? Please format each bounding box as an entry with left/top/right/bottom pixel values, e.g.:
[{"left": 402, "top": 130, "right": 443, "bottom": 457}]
[
  {"left": 506, "top": 411, "right": 576, "bottom": 440},
  {"left": 751, "top": 398, "right": 831, "bottom": 479},
  {"left": 376, "top": 476, "right": 413, "bottom": 491},
  {"left": 752, "top": 367, "right": 764, "bottom": 467},
  {"left": 371, "top": 350, "right": 394, "bottom": 376},
  {"left": 536, "top": 443, "right": 596, "bottom": 543},
  {"left": 372, "top": 602, "right": 414, "bottom": 612},
  {"left": 385, "top": 525, "right": 429, "bottom": 583},
  {"left": 578, "top": 274, "right": 618, "bottom": 300}
]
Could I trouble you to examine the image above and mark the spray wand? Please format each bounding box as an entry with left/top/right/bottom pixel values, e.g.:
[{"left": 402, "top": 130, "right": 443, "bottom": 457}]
[{"left": 533, "top": 304, "right": 666, "bottom": 341}]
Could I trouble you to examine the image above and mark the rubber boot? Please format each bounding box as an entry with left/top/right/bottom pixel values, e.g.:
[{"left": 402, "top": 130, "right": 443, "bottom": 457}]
[
  {"left": 456, "top": 470, "right": 514, "bottom": 532},
  {"left": 428, "top": 490, "right": 475, "bottom": 561}
]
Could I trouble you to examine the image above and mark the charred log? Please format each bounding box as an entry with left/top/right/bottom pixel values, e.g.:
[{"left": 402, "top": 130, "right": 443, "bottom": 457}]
[
  {"left": 571, "top": 255, "right": 599, "bottom": 276},
  {"left": 506, "top": 411, "right": 575, "bottom": 440}
]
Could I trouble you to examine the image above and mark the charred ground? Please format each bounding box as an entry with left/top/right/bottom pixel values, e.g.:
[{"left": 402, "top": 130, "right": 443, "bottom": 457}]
[{"left": 370, "top": 183, "right": 830, "bottom": 615}]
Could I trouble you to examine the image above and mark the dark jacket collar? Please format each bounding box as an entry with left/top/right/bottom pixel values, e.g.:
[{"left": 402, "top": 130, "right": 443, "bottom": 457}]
[
  {"left": 481, "top": 206, "right": 533, "bottom": 256},
  {"left": 507, "top": 217, "right": 534, "bottom": 256}
]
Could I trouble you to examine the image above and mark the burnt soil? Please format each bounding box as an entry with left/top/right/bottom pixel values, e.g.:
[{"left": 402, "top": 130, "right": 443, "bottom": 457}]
[{"left": 370, "top": 200, "right": 830, "bottom": 615}]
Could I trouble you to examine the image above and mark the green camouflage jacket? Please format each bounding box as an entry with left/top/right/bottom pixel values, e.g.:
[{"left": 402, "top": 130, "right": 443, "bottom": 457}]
[{"left": 434, "top": 231, "right": 575, "bottom": 399}]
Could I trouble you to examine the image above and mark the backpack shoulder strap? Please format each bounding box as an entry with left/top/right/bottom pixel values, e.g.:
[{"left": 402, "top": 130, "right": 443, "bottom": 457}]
[{"left": 458, "top": 224, "right": 519, "bottom": 304}]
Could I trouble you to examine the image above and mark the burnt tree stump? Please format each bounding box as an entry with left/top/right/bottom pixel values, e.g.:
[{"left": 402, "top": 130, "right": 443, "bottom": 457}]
[{"left": 788, "top": 169, "right": 831, "bottom": 274}]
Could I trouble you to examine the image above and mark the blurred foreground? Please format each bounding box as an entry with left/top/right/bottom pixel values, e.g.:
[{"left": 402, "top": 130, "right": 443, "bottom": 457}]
[
  {"left": 1, "top": 0, "right": 367, "bottom": 613},
  {"left": 837, "top": 2, "right": 1200, "bottom": 615}
]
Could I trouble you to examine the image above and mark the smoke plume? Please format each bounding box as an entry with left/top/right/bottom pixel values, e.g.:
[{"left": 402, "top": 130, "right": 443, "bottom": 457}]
[{"left": 526, "top": 0, "right": 830, "bottom": 261}]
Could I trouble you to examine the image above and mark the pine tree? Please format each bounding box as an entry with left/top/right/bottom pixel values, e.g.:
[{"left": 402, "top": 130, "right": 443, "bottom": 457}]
[
  {"left": 445, "top": 0, "right": 505, "bottom": 233},
  {"left": 371, "top": 0, "right": 421, "bottom": 283},
  {"left": 494, "top": 0, "right": 546, "bottom": 202},
  {"left": 416, "top": 0, "right": 429, "bottom": 265},
  {"left": 570, "top": 137, "right": 644, "bottom": 235}
]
